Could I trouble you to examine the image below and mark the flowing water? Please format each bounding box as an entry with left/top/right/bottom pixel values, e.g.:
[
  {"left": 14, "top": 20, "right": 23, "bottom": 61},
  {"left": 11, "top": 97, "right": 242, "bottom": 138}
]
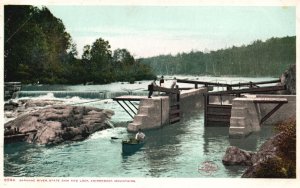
[{"left": 4, "top": 75, "right": 277, "bottom": 177}]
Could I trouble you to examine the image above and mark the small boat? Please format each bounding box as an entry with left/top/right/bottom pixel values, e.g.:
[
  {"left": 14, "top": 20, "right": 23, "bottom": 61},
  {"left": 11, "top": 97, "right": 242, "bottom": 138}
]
[{"left": 122, "top": 138, "right": 144, "bottom": 154}]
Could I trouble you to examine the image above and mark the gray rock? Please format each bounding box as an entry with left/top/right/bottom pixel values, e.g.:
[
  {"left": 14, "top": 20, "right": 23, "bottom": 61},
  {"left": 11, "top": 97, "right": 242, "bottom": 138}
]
[
  {"left": 24, "top": 99, "right": 64, "bottom": 108},
  {"left": 4, "top": 104, "right": 114, "bottom": 145},
  {"left": 222, "top": 146, "right": 255, "bottom": 166},
  {"left": 4, "top": 99, "right": 64, "bottom": 123},
  {"left": 4, "top": 100, "right": 19, "bottom": 111},
  {"left": 241, "top": 154, "right": 287, "bottom": 178}
]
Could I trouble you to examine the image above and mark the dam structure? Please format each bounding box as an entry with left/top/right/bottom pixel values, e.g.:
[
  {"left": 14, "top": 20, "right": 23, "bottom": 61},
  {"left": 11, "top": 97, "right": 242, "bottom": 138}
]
[
  {"left": 113, "top": 78, "right": 293, "bottom": 136},
  {"left": 113, "top": 86, "right": 207, "bottom": 132}
]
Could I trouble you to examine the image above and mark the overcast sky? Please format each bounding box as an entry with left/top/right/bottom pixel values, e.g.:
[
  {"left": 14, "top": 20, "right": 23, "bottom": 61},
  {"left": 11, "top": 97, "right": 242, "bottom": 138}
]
[{"left": 47, "top": 6, "right": 295, "bottom": 58}]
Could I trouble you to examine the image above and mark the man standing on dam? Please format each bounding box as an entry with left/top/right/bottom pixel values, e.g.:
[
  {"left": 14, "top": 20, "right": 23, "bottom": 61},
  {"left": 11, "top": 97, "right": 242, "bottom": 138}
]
[{"left": 148, "top": 77, "right": 157, "bottom": 98}]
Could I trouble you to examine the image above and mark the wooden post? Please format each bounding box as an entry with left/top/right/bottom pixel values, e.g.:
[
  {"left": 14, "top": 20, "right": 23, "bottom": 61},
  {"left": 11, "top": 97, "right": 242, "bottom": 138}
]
[
  {"left": 220, "top": 94, "right": 223, "bottom": 105},
  {"left": 204, "top": 94, "right": 209, "bottom": 126},
  {"left": 176, "top": 85, "right": 180, "bottom": 102},
  {"left": 161, "top": 98, "right": 163, "bottom": 126}
]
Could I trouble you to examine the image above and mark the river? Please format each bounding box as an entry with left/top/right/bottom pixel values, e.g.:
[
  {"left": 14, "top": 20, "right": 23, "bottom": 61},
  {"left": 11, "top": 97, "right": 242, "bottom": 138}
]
[{"left": 4, "top": 75, "right": 278, "bottom": 177}]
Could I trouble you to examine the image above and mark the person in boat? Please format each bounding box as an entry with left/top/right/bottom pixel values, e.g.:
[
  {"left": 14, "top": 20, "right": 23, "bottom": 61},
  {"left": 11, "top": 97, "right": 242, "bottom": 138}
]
[
  {"left": 135, "top": 129, "right": 145, "bottom": 142},
  {"left": 148, "top": 77, "right": 157, "bottom": 98}
]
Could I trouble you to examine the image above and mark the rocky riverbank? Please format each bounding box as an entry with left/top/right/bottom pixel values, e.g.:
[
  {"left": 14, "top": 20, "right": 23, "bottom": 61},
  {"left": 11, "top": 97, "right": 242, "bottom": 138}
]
[
  {"left": 4, "top": 99, "right": 114, "bottom": 145},
  {"left": 222, "top": 117, "right": 296, "bottom": 178}
]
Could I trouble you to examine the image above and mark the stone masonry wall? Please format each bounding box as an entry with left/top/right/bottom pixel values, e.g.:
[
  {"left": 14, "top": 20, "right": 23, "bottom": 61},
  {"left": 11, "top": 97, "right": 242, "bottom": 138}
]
[{"left": 127, "top": 88, "right": 207, "bottom": 132}]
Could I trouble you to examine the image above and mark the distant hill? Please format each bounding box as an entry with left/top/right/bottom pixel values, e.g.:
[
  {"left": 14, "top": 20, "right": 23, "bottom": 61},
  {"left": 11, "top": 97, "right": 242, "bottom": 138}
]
[{"left": 139, "top": 36, "right": 296, "bottom": 77}]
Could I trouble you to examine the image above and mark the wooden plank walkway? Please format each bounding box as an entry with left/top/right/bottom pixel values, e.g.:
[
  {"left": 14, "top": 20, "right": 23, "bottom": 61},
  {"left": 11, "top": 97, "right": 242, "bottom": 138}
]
[
  {"left": 250, "top": 97, "right": 288, "bottom": 103},
  {"left": 177, "top": 79, "right": 281, "bottom": 89},
  {"left": 177, "top": 79, "right": 230, "bottom": 88},
  {"left": 112, "top": 96, "right": 148, "bottom": 101},
  {"left": 151, "top": 85, "right": 180, "bottom": 94},
  {"left": 206, "top": 85, "right": 286, "bottom": 96}
]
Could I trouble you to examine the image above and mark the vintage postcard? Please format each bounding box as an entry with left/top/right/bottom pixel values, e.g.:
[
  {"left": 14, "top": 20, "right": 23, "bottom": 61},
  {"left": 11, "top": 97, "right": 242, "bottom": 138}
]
[{"left": 1, "top": 0, "right": 299, "bottom": 188}]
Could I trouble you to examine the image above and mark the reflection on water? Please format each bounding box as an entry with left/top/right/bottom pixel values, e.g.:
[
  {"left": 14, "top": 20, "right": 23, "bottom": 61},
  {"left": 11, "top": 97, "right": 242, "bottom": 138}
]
[{"left": 203, "top": 127, "right": 230, "bottom": 154}]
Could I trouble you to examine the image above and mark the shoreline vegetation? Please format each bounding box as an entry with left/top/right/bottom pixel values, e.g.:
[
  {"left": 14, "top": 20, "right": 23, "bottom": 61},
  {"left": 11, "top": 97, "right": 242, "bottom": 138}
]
[
  {"left": 140, "top": 36, "right": 295, "bottom": 77},
  {"left": 5, "top": 5, "right": 155, "bottom": 85}
]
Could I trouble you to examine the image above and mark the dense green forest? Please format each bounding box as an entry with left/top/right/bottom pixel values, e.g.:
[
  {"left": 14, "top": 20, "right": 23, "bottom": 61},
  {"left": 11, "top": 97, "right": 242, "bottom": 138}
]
[
  {"left": 140, "top": 36, "right": 296, "bottom": 77},
  {"left": 4, "top": 5, "right": 155, "bottom": 84}
]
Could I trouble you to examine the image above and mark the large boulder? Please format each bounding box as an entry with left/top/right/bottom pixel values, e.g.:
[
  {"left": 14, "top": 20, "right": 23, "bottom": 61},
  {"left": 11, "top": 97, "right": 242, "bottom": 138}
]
[
  {"left": 222, "top": 146, "right": 255, "bottom": 166},
  {"left": 4, "top": 104, "right": 114, "bottom": 145}
]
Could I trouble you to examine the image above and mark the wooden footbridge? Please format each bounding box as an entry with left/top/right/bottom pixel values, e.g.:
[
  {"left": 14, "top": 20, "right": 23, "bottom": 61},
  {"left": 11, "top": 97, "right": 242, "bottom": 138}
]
[{"left": 177, "top": 78, "right": 286, "bottom": 126}]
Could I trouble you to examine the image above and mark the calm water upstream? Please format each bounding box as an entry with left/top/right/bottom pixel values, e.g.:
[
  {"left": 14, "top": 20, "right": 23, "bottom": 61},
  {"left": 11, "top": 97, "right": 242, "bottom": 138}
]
[{"left": 4, "top": 76, "right": 277, "bottom": 177}]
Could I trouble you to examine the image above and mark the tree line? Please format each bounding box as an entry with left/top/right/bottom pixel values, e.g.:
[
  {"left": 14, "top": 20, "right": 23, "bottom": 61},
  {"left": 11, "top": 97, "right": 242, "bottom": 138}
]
[
  {"left": 4, "top": 5, "right": 155, "bottom": 84},
  {"left": 139, "top": 36, "right": 296, "bottom": 77},
  {"left": 5, "top": 5, "right": 295, "bottom": 85}
]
